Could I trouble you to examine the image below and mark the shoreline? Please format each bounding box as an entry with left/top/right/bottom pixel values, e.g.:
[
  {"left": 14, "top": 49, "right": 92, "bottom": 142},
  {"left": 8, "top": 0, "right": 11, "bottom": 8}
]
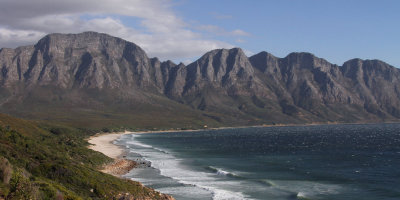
[
  {"left": 87, "top": 131, "right": 175, "bottom": 199},
  {"left": 126, "top": 121, "right": 400, "bottom": 134},
  {"left": 87, "top": 131, "right": 131, "bottom": 160},
  {"left": 87, "top": 121, "right": 399, "bottom": 161},
  {"left": 87, "top": 121, "right": 398, "bottom": 160},
  {"left": 85, "top": 122, "right": 358, "bottom": 175},
  {"left": 87, "top": 122, "right": 399, "bottom": 199},
  {"left": 87, "top": 131, "right": 137, "bottom": 176}
]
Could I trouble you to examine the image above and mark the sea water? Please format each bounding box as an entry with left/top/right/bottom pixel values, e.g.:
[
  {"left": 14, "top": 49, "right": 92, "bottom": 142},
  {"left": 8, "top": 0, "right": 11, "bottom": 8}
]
[{"left": 115, "top": 124, "right": 400, "bottom": 200}]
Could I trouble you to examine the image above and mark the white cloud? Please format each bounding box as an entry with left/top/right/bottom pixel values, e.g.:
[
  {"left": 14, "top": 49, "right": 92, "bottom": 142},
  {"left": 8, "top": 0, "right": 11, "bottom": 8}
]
[
  {"left": 0, "top": 28, "right": 45, "bottom": 48},
  {"left": 231, "top": 29, "right": 251, "bottom": 36},
  {"left": 0, "top": 0, "right": 248, "bottom": 61},
  {"left": 198, "top": 25, "right": 251, "bottom": 37}
]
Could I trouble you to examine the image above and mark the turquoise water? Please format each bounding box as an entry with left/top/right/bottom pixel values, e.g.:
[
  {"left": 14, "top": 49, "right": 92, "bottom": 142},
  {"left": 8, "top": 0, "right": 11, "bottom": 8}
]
[{"left": 115, "top": 124, "right": 400, "bottom": 200}]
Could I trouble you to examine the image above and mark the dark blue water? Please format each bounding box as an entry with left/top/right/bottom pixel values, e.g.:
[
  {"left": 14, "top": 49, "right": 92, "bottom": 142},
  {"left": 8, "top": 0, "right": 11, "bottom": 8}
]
[{"left": 116, "top": 124, "right": 400, "bottom": 200}]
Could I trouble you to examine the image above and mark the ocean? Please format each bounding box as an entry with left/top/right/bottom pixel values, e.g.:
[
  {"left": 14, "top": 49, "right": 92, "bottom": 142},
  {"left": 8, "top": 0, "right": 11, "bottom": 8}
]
[{"left": 115, "top": 124, "right": 400, "bottom": 200}]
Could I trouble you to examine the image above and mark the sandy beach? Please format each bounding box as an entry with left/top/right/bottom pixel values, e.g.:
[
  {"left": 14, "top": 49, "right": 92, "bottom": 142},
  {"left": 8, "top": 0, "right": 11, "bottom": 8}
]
[
  {"left": 88, "top": 131, "right": 131, "bottom": 159},
  {"left": 88, "top": 131, "right": 175, "bottom": 200},
  {"left": 87, "top": 130, "right": 180, "bottom": 159},
  {"left": 87, "top": 131, "right": 137, "bottom": 176}
]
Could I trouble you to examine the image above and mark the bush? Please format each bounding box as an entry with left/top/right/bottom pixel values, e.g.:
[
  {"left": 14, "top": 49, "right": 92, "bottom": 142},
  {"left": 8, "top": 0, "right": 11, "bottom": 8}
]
[{"left": 7, "top": 169, "right": 38, "bottom": 199}]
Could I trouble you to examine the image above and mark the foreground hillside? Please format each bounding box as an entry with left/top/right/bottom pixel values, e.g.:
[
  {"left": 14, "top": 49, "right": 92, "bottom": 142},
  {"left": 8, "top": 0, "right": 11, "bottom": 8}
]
[
  {"left": 0, "top": 32, "right": 399, "bottom": 127},
  {"left": 0, "top": 113, "right": 170, "bottom": 199}
]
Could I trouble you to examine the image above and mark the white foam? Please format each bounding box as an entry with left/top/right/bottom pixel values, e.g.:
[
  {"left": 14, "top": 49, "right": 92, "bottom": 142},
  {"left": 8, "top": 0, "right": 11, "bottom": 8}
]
[
  {"left": 216, "top": 169, "right": 230, "bottom": 176},
  {"left": 212, "top": 188, "right": 246, "bottom": 200},
  {"left": 157, "top": 186, "right": 211, "bottom": 199},
  {"left": 268, "top": 180, "right": 342, "bottom": 198},
  {"left": 297, "top": 191, "right": 306, "bottom": 196},
  {"left": 208, "top": 166, "right": 240, "bottom": 177},
  {"left": 121, "top": 134, "right": 250, "bottom": 200},
  {"left": 126, "top": 140, "right": 153, "bottom": 148},
  {"left": 118, "top": 134, "right": 342, "bottom": 200}
]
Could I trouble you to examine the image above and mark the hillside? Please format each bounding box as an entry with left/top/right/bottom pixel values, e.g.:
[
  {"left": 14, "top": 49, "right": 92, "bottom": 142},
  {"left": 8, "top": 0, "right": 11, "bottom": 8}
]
[{"left": 0, "top": 113, "right": 172, "bottom": 199}]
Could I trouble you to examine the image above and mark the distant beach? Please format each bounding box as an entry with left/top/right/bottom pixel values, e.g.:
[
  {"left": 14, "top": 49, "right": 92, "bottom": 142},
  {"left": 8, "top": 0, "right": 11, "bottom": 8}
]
[
  {"left": 87, "top": 131, "right": 176, "bottom": 200},
  {"left": 88, "top": 131, "right": 130, "bottom": 159},
  {"left": 88, "top": 131, "right": 139, "bottom": 177}
]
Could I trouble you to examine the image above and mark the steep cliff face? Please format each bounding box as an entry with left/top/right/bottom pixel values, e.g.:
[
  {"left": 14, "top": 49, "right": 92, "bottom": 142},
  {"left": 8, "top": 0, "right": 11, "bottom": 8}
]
[
  {"left": 181, "top": 48, "right": 257, "bottom": 96},
  {"left": 148, "top": 58, "right": 177, "bottom": 92},
  {"left": 249, "top": 51, "right": 400, "bottom": 122},
  {"left": 0, "top": 32, "right": 156, "bottom": 90},
  {"left": 164, "top": 48, "right": 274, "bottom": 113},
  {"left": 340, "top": 59, "right": 400, "bottom": 117},
  {"left": 0, "top": 31, "right": 399, "bottom": 126}
]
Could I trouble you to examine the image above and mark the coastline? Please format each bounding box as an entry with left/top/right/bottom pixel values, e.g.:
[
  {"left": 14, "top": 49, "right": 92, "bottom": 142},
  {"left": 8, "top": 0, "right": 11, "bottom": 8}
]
[
  {"left": 88, "top": 131, "right": 130, "bottom": 160},
  {"left": 87, "top": 121, "right": 397, "bottom": 160},
  {"left": 86, "top": 121, "right": 395, "bottom": 159},
  {"left": 88, "top": 131, "right": 141, "bottom": 177},
  {"left": 86, "top": 122, "right": 399, "bottom": 200},
  {"left": 87, "top": 131, "right": 175, "bottom": 200}
]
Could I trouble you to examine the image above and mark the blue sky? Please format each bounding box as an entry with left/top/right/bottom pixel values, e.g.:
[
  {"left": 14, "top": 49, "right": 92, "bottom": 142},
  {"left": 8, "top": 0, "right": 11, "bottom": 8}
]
[
  {"left": 0, "top": 0, "right": 399, "bottom": 67},
  {"left": 173, "top": 0, "right": 400, "bottom": 66}
]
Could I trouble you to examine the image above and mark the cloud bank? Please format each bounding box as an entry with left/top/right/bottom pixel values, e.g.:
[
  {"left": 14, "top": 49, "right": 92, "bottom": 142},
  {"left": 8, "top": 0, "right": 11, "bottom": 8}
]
[{"left": 0, "top": 0, "right": 248, "bottom": 61}]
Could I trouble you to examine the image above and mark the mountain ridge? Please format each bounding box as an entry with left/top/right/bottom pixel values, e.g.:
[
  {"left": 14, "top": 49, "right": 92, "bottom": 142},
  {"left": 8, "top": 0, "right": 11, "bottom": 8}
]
[{"left": 0, "top": 31, "right": 399, "bottom": 128}]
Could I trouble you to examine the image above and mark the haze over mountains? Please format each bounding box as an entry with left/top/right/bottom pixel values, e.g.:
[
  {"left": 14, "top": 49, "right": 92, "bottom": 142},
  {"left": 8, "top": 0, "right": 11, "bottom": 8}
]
[{"left": 0, "top": 32, "right": 399, "bottom": 128}]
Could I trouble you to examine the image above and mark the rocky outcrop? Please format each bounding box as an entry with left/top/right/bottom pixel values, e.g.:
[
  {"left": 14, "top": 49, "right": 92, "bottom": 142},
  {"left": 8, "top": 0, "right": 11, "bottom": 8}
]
[
  {"left": 116, "top": 191, "right": 175, "bottom": 200},
  {"left": 101, "top": 159, "right": 137, "bottom": 177},
  {"left": 0, "top": 157, "right": 12, "bottom": 184}
]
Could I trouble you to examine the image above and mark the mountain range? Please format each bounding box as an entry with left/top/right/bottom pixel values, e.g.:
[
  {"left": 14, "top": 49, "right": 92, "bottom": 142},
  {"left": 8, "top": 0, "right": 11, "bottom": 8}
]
[{"left": 0, "top": 31, "right": 399, "bottom": 128}]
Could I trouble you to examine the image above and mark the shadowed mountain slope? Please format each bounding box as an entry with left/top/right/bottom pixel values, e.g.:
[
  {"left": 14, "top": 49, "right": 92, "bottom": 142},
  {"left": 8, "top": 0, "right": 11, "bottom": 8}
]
[{"left": 0, "top": 32, "right": 399, "bottom": 127}]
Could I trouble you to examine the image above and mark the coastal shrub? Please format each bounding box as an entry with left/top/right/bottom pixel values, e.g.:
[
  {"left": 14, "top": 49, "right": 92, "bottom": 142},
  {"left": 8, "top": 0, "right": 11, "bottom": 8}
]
[
  {"left": 8, "top": 169, "right": 38, "bottom": 199},
  {"left": 0, "top": 114, "right": 172, "bottom": 200},
  {"left": 55, "top": 190, "right": 64, "bottom": 200},
  {"left": 101, "top": 127, "right": 111, "bottom": 133},
  {"left": 49, "top": 127, "right": 65, "bottom": 135},
  {"left": 37, "top": 182, "right": 58, "bottom": 199},
  {"left": 0, "top": 184, "right": 10, "bottom": 198}
]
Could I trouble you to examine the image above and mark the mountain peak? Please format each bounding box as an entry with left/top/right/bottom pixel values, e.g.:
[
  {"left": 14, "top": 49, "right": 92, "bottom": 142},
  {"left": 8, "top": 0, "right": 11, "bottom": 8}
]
[
  {"left": 44, "top": 31, "right": 116, "bottom": 40},
  {"left": 203, "top": 47, "right": 246, "bottom": 57},
  {"left": 285, "top": 52, "right": 316, "bottom": 59},
  {"left": 255, "top": 51, "right": 276, "bottom": 58},
  {"left": 36, "top": 31, "right": 135, "bottom": 49},
  {"left": 343, "top": 58, "right": 392, "bottom": 67},
  {"left": 249, "top": 51, "right": 279, "bottom": 73},
  {"left": 341, "top": 58, "right": 398, "bottom": 79},
  {"left": 228, "top": 47, "right": 245, "bottom": 53}
]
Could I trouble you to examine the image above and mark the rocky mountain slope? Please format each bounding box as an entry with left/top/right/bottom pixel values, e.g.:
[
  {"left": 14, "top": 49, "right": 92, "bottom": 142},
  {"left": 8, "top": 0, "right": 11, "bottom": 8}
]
[{"left": 0, "top": 32, "right": 399, "bottom": 127}]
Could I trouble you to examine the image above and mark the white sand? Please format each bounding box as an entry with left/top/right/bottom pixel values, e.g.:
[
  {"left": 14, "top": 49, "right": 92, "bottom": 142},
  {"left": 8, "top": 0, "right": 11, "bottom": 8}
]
[
  {"left": 87, "top": 129, "right": 202, "bottom": 159},
  {"left": 88, "top": 132, "right": 131, "bottom": 159}
]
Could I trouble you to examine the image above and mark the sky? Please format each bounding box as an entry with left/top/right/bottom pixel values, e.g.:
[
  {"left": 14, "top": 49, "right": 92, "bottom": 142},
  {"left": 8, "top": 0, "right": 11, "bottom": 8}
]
[{"left": 0, "top": 0, "right": 399, "bottom": 67}]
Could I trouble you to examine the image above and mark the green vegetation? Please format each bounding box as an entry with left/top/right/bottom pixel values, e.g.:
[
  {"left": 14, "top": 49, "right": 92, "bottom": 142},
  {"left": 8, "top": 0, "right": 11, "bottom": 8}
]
[
  {"left": 0, "top": 87, "right": 227, "bottom": 130},
  {"left": 0, "top": 113, "right": 167, "bottom": 199}
]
